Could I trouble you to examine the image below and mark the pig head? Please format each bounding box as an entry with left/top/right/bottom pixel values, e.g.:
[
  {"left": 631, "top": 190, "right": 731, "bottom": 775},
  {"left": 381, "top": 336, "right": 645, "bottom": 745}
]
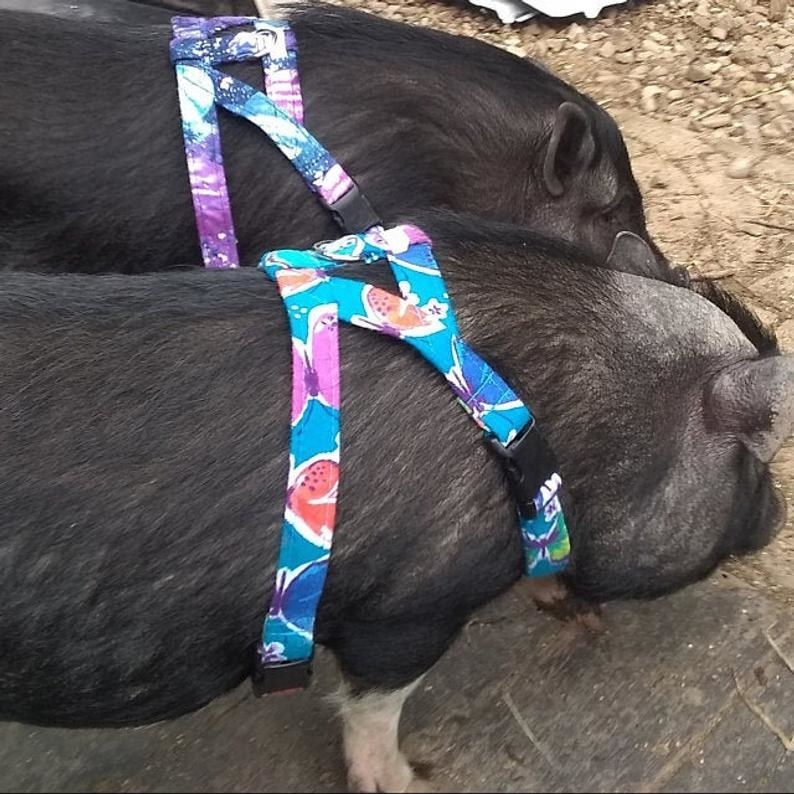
[{"left": 443, "top": 223, "right": 790, "bottom": 602}]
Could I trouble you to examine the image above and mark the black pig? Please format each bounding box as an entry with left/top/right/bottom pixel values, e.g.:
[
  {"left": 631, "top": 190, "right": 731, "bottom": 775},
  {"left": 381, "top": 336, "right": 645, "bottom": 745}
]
[
  {"left": 0, "top": 214, "right": 790, "bottom": 791},
  {"left": 3, "top": 0, "right": 262, "bottom": 22},
  {"left": 0, "top": 3, "right": 654, "bottom": 273}
]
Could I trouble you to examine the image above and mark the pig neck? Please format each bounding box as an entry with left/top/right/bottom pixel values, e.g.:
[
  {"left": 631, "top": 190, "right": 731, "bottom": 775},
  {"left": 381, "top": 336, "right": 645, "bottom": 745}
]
[{"left": 434, "top": 241, "right": 758, "bottom": 424}]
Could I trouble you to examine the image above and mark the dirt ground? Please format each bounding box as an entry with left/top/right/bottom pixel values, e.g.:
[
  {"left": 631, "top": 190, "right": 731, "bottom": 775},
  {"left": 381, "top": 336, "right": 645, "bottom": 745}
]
[{"left": 335, "top": 0, "right": 794, "bottom": 606}]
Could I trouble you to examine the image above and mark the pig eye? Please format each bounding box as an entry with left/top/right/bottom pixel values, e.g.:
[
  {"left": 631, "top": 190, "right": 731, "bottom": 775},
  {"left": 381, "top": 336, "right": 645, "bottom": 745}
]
[{"left": 600, "top": 197, "right": 625, "bottom": 227}]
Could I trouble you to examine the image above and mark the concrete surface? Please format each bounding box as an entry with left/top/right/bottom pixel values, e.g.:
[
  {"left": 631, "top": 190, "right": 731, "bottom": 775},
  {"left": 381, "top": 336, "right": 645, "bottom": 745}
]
[{"left": 1, "top": 572, "right": 792, "bottom": 792}]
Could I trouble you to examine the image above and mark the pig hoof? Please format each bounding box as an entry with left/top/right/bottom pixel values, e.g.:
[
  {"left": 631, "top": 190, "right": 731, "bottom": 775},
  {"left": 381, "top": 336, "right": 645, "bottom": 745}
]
[
  {"left": 411, "top": 760, "right": 434, "bottom": 779},
  {"left": 539, "top": 596, "right": 603, "bottom": 631},
  {"left": 574, "top": 603, "right": 604, "bottom": 632},
  {"left": 405, "top": 776, "right": 435, "bottom": 793},
  {"left": 519, "top": 575, "right": 603, "bottom": 629},
  {"left": 346, "top": 754, "right": 417, "bottom": 793},
  {"left": 340, "top": 680, "right": 425, "bottom": 793}
]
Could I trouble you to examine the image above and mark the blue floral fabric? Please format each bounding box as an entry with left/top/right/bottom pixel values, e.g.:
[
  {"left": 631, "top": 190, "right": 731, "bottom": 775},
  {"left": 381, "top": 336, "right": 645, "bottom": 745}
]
[{"left": 258, "top": 225, "right": 570, "bottom": 668}]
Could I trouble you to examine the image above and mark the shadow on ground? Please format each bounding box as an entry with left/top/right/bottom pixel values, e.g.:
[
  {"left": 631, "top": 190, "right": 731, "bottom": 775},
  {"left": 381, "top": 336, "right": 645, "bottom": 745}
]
[{"left": 2, "top": 573, "right": 792, "bottom": 792}]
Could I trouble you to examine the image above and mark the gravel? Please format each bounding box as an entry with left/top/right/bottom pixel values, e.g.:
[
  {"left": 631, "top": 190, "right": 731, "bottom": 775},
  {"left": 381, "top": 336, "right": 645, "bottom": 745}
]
[{"left": 330, "top": 0, "right": 792, "bottom": 165}]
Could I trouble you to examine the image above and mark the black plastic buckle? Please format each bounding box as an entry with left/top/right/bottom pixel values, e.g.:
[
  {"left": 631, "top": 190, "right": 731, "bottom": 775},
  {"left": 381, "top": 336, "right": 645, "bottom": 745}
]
[
  {"left": 327, "top": 182, "right": 382, "bottom": 233},
  {"left": 487, "top": 421, "right": 559, "bottom": 519},
  {"left": 251, "top": 649, "right": 313, "bottom": 697}
]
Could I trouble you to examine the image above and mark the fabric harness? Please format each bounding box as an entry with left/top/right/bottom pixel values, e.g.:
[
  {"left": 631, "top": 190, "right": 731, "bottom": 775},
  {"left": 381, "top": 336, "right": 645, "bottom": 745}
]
[
  {"left": 170, "top": 15, "right": 379, "bottom": 270},
  {"left": 170, "top": 16, "right": 570, "bottom": 695}
]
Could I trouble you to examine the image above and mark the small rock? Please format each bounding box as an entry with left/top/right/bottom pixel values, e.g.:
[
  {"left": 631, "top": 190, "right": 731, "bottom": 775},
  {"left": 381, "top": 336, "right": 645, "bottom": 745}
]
[
  {"left": 598, "top": 40, "right": 616, "bottom": 58},
  {"left": 777, "top": 319, "right": 794, "bottom": 352},
  {"left": 594, "top": 73, "right": 622, "bottom": 85},
  {"left": 648, "top": 31, "right": 669, "bottom": 44},
  {"left": 738, "top": 221, "right": 763, "bottom": 236},
  {"left": 615, "top": 50, "right": 635, "bottom": 64},
  {"left": 693, "top": 14, "right": 711, "bottom": 29},
  {"left": 701, "top": 113, "right": 733, "bottom": 129},
  {"left": 733, "top": 39, "right": 759, "bottom": 65},
  {"left": 769, "top": 0, "right": 788, "bottom": 22},
  {"left": 736, "top": 79, "right": 761, "bottom": 95},
  {"left": 641, "top": 85, "right": 663, "bottom": 113},
  {"left": 727, "top": 156, "right": 755, "bottom": 178},
  {"left": 767, "top": 50, "right": 786, "bottom": 67},
  {"left": 761, "top": 119, "right": 786, "bottom": 138},
  {"left": 613, "top": 33, "right": 634, "bottom": 53},
  {"left": 686, "top": 63, "right": 711, "bottom": 82},
  {"left": 742, "top": 111, "right": 763, "bottom": 142},
  {"left": 710, "top": 26, "right": 729, "bottom": 41},
  {"left": 723, "top": 63, "right": 748, "bottom": 79},
  {"left": 642, "top": 38, "right": 663, "bottom": 53},
  {"left": 668, "top": 88, "right": 685, "bottom": 100},
  {"left": 750, "top": 306, "right": 779, "bottom": 329},
  {"left": 779, "top": 91, "right": 794, "bottom": 112}
]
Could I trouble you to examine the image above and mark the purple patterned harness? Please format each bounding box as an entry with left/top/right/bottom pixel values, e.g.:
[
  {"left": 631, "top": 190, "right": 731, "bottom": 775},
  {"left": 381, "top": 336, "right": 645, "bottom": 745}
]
[{"left": 170, "top": 15, "right": 380, "bottom": 269}]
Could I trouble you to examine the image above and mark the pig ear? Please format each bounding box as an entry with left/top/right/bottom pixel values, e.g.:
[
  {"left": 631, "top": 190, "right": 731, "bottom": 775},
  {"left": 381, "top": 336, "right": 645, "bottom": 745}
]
[
  {"left": 543, "top": 101, "right": 597, "bottom": 198},
  {"left": 707, "top": 355, "right": 794, "bottom": 463},
  {"left": 604, "top": 231, "right": 667, "bottom": 280}
]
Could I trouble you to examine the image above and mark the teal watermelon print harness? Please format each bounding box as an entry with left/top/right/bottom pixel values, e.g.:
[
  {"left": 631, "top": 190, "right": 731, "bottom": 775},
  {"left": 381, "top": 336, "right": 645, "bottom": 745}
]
[{"left": 170, "top": 16, "right": 570, "bottom": 694}]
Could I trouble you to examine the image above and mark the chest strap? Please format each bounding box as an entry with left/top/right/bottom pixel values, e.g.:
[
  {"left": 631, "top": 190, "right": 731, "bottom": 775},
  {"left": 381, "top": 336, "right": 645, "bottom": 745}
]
[
  {"left": 252, "top": 225, "right": 570, "bottom": 694},
  {"left": 170, "top": 16, "right": 380, "bottom": 270}
]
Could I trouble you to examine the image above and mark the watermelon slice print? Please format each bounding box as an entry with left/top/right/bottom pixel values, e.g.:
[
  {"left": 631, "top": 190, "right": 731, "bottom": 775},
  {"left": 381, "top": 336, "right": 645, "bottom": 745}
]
[{"left": 285, "top": 453, "right": 339, "bottom": 548}]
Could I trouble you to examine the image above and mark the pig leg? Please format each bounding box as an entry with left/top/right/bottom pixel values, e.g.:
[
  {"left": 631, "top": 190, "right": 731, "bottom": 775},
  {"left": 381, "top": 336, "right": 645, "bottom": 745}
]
[{"left": 335, "top": 678, "right": 427, "bottom": 793}]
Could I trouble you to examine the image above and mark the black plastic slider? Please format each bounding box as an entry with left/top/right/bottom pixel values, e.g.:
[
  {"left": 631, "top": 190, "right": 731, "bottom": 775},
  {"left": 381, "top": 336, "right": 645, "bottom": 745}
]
[
  {"left": 251, "top": 650, "right": 313, "bottom": 697},
  {"left": 327, "top": 182, "right": 382, "bottom": 233},
  {"left": 487, "top": 421, "right": 559, "bottom": 519}
]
